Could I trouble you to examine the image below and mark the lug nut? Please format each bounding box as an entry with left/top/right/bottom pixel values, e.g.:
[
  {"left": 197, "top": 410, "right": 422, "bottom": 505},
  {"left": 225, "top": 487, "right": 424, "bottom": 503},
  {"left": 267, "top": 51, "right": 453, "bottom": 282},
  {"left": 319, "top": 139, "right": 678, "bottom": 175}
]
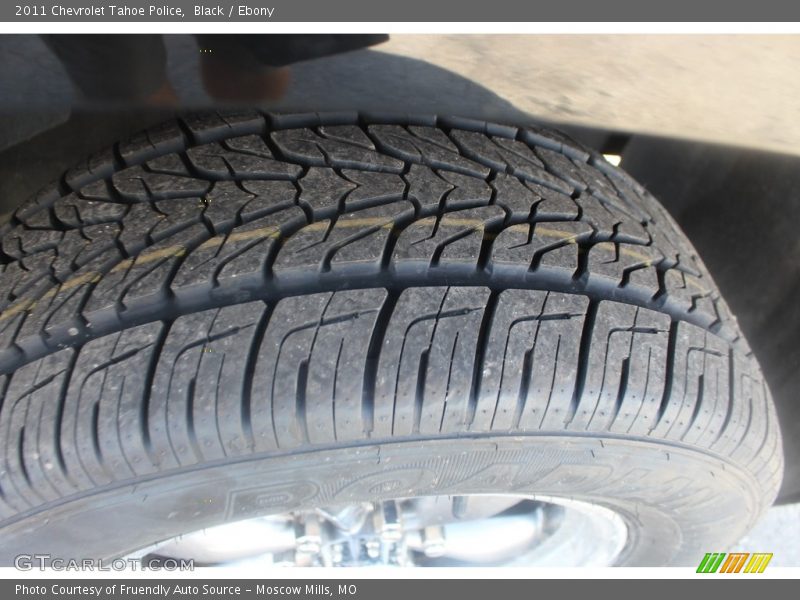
[
  {"left": 295, "top": 516, "right": 322, "bottom": 554},
  {"left": 374, "top": 501, "right": 403, "bottom": 541},
  {"left": 422, "top": 525, "right": 446, "bottom": 558}
]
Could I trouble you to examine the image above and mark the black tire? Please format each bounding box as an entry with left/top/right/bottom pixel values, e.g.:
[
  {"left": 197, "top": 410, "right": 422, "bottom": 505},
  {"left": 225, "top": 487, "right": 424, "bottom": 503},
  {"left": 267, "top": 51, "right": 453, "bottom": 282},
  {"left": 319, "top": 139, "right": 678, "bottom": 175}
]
[{"left": 0, "top": 111, "right": 782, "bottom": 566}]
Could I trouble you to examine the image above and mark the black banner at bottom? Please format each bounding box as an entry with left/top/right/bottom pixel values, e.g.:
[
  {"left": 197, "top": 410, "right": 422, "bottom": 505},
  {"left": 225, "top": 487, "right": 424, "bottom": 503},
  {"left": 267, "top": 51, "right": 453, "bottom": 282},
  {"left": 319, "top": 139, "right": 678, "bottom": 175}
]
[{"left": 2, "top": 579, "right": 797, "bottom": 600}]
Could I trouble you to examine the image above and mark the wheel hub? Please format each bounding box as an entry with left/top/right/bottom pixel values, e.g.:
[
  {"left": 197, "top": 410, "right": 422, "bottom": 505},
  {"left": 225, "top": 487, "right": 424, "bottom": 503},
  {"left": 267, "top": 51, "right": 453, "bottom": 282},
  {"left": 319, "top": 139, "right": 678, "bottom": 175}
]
[{"left": 130, "top": 495, "right": 628, "bottom": 567}]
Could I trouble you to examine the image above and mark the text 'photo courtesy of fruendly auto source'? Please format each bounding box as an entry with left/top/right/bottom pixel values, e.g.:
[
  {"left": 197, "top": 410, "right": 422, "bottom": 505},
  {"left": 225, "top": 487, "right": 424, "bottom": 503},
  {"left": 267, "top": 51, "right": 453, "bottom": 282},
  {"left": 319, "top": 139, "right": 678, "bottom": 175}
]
[{"left": 0, "top": 2, "right": 799, "bottom": 590}]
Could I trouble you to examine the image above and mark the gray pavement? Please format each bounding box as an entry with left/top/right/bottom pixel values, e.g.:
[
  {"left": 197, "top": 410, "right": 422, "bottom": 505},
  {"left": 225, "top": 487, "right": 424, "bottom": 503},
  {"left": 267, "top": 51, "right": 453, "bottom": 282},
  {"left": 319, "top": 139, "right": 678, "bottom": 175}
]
[
  {"left": 4, "top": 34, "right": 800, "bottom": 155},
  {"left": 733, "top": 503, "right": 800, "bottom": 566}
]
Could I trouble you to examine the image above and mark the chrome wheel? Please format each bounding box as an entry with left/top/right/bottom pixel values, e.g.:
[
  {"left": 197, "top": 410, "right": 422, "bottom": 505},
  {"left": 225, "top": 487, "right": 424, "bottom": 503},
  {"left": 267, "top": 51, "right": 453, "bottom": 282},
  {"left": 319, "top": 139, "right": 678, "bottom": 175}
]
[{"left": 128, "top": 494, "right": 627, "bottom": 567}]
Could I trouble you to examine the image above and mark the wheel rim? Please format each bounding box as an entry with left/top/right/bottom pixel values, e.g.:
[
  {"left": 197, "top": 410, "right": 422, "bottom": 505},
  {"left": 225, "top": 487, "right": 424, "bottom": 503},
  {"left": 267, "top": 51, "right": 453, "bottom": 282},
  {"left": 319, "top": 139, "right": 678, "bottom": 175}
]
[{"left": 127, "top": 494, "right": 628, "bottom": 567}]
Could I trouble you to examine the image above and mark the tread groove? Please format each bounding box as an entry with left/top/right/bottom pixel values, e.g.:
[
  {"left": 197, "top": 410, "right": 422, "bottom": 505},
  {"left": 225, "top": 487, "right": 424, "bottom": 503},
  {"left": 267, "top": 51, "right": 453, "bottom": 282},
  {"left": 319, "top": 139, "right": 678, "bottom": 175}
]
[{"left": 567, "top": 300, "right": 599, "bottom": 426}]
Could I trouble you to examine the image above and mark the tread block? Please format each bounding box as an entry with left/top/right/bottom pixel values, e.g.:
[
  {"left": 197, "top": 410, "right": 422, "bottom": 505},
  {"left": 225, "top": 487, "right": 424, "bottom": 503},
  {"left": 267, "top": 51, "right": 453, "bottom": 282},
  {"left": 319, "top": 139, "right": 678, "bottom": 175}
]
[
  {"left": 492, "top": 221, "right": 593, "bottom": 274},
  {"left": 490, "top": 173, "right": 542, "bottom": 216},
  {"left": 85, "top": 224, "right": 208, "bottom": 314},
  {"left": 530, "top": 182, "right": 581, "bottom": 220},
  {"left": 118, "top": 120, "right": 186, "bottom": 164},
  {"left": 587, "top": 242, "right": 664, "bottom": 294},
  {"left": 111, "top": 166, "right": 210, "bottom": 202},
  {"left": 59, "top": 322, "right": 164, "bottom": 488},
  {"left": 173, "top": 206, "right": 304, "bottom": 290},
  {"left": 575, "top": 195, "right": 649, "bottom": 243},
  {"left": 340, "top": 169, "right": 407, "bottom": 212},
  {"left": 0, "top": 251, "right": 57, "bottom": 308},
  {"left": 199, "top": 180, "right": 298, "bottom": 233},
  {"left": 1, "top": 349, "right": 76, "bottom": 508},
  {"left": 250, "top": 290, "right": 386, "bottom": 449},
  {"left": 405, "top": 164, "right": 454, "bottom": 210},
  {"left": 298, "top": 168, "right": 356, "bottom": 217},
  {"left": 392, "top": 206, "right": 505, "bottom": 265},
  {"left": 64, "top": 148, "right": 118, "bottom": 192},
  {"left": 472, "top": 290, "right": 588, "bottom": 432},
  {"left": 180, "top": 111, "right": 264, "bottom": 144},
  {"left": 372, "top": 286, "right": 490, "bottom": 437},
  {"left": 53, "top": 194, "right": 128, "bottom": 228},
  {"left": 186, "top": 141, "right": 301, "bottom": 180},
  {"left": 271, "top": 128, "right": 404, "bottom": 173},
  {"left": 650, "top": 321, "right": 730, "bottom": 442},
  {"left": 569, "top": 302, "right": 670, "bottom": 433},
  {"left": 369, "top": 125, "right": 489, "bottom": 178},
  {"left": 275, "top": 203, "right": 414, "bottom": 272},
  {"left": 147, "top": 303, "right": 265, "bottom": 466}
]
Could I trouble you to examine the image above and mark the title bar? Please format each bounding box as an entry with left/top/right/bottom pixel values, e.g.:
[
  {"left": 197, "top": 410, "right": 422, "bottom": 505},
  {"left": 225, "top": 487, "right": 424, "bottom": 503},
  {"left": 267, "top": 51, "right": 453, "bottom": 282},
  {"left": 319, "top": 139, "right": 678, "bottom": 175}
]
[{"left": 4, "top": 1, "right": 800, "bottom": 22}]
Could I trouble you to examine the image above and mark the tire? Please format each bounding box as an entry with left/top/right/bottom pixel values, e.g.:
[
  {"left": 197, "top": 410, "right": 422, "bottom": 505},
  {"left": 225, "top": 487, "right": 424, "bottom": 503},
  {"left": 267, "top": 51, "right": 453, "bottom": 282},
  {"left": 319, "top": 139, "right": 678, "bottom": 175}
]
[{"left": 0, "top": 111, "right": 782, "bottom": 566}]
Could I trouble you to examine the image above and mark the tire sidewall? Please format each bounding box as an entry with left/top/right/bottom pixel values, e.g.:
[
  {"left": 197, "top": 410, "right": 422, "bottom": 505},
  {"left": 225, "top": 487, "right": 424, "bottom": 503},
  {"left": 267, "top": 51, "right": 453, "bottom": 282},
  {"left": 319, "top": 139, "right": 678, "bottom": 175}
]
[{"left": 0, "top": 434, "right": 760, "bottom": 567}]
